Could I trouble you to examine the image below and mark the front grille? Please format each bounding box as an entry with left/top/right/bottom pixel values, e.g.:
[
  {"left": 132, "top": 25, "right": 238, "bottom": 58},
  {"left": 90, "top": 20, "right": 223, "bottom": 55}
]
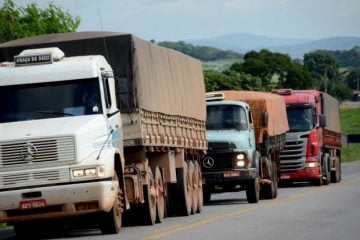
[
  {"left": 0, "top": 136, "right": 74, "bottom": 189},
  {"left": 202, "top": 141, "right": 235, "bottom": 172},
  {"left": 279, "top": 138, "right": 307, "bottom": 172},
  {"left": 0, "top": 136, "right": 75, "bottom": 167},
  {"left": 2, "top": 168, "right": 69, "bottom": 187}
]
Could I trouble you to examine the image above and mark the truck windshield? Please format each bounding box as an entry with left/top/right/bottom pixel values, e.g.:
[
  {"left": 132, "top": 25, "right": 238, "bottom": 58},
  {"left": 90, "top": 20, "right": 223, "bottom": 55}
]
[
  {"left": 0, "top": 78, "right": 102, "bottom": 123},
  {"left": 286, "top": 106, "right": 314, "bottom": 132},
  {"left": 206, "top": 105, "right": 247, "bottom": 130}
]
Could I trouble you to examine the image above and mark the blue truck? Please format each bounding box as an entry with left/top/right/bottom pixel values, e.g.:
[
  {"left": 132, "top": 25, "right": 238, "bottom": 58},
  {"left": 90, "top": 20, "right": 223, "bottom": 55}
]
[{"left": 201, "top": 91, "right": 288, "bottom": 203}]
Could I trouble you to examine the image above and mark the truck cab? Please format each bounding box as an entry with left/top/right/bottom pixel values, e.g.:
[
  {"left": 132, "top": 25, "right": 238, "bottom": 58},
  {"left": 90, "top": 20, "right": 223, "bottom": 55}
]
[
  {"left": 202, "top": 93, "right": 259, "bottom": 203},
  {"left": 0, "top": 47, "right": 125, "bottom": 234},
  {"left": 273, "top": 89, "right": 341, "bottom": 186}
]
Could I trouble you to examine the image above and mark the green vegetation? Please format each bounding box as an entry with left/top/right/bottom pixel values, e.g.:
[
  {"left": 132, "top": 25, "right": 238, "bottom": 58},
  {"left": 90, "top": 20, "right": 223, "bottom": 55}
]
[
  {"left": 0, "top": 0, "right": 80, "bottom": 44},
  {"left": 325, "top": 46, "right": 360, "bottom": 68},
  {"left": 203, "top": 58, "right": 242, "bottom": 71},
  {"left": 341, "top": 108, "right": 360, "bottom": 162},
  {"left": 157, "top": 41, "right": 242, "bottom": 62},
  {"left": 342, "top": 143, "right": 360, "bottom": 162},
  {"left": 340, "top": 108, "right": 360, "bottom": 134},
  {"left": 0, "top": 223, "right": 6, "bottom": 229}
]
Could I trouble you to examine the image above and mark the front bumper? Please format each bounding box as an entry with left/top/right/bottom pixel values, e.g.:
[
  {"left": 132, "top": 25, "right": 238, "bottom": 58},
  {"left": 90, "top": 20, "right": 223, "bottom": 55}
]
[
  {"left": 0, "top": 180, "right": 118, "bottom": 224},
  {"left": 280, "top": 167, "right": 321, "bottom": 182},
  {"left": 203, "top": 168, "right": 257, "bottom": 184}
]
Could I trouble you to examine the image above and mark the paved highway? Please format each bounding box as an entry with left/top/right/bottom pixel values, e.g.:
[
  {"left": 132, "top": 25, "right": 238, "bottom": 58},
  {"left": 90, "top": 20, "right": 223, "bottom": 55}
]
[{"left": 1, "top": 160, "right": 359, "bottom": 240}]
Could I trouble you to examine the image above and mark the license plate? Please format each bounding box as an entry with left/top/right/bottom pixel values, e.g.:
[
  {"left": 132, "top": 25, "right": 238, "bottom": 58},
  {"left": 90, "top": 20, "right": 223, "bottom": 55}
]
[
  {"left": 281, "top": 175, "right": 290, "bottom": 179},
  {"left": 19, "top": 199, "right": 47, "bottom": 210},
  {"left": 223, "top": 171, "right": 240, "bottom": 177}
]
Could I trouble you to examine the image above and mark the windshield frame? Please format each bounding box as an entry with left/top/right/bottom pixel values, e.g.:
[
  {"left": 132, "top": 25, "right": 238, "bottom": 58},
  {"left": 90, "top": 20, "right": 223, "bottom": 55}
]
[
  {"left": 286, "top": 104, "right": 316, "bottom": 132},
  {"left": 0, "top": 77, "right": 103, "bottom": 124},
  {"left": 206, "top": 104, "right": 248, "bottom": 131}
]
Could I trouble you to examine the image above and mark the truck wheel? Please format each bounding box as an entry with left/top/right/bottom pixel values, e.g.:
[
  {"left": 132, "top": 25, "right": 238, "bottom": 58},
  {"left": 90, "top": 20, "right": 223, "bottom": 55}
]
[
  {"left": 189, "top": 161, "right": 198, "bottom": 214},
  {"left": 331, "top": 157, "right": 341, "bottom": 183},
  {"left": 322, "top": 155, "right": 331, "bottom": 185},
  {"left": 203, "top": 184, "right": 212, "bottom": 204},
  {"left": 153, "top": 166, "right": 165, "bottom": 223},
  {"left": 260, "top": 162, "right": 278, "bottom": 200},
  {"left": 100, "top": 172, "right": 123, "bottom": 234},
  {"left": 138, "top": 173, "right": 157, "bottom": 225},
  {"left": 246, "top": 177, "right": 260, "bottom": 203},
  {"left": 195, "top": 161, "right": 204, "bottom": 213},
  {"left": 176, "top": 161, "right": 192, "bottom": 216}
]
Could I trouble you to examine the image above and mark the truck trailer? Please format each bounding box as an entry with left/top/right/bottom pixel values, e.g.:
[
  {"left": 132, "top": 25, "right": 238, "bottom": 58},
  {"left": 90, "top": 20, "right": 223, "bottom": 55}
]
[
  {"left": 202, "top": 91, "right": 288, "bottom": 203},
  {"left": 272, "top": 89, "right": 342, "bottom": 185},
  {"left": 0, "top": 32, "right": 207, "bottom": 236}
]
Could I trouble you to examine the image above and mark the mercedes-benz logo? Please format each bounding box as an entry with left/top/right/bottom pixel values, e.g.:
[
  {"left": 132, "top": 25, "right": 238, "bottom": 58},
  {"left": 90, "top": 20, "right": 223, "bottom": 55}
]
[
  {"left": 202, "top": 157, "right": 215, "bottom": 169},
  {"left": 21, "top": 142, "right": 38, "bottom": 162}
]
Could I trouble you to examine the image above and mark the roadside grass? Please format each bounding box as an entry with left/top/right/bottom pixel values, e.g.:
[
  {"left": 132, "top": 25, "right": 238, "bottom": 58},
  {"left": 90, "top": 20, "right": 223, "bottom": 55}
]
[
  {"left": 340, "top": 107, "right": 360, "bottom": 162},
  {"left": 342, "top": 143, "right": 360, "bottom": 162},
  {"left": 340, "top": 108, "right": 360, "bottom": 134}
]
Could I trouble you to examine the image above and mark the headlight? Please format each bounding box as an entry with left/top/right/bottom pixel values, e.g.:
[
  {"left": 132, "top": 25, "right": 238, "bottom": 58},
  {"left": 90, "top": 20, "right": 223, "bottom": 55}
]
[
  {"left": 306, "top": 162, "right": 318, "bottom": 168},
  {"left": 236, "top": 154, "right": 245, "bottom": 160},
  {"left": 235, "top": 153, "right": 246, "bottom": 168},
  {"left": 236, "top": 160, "right": 245, "bottom": 167},
  {"left": 72, "top": 165, "right": 105, "bottom": 178}
]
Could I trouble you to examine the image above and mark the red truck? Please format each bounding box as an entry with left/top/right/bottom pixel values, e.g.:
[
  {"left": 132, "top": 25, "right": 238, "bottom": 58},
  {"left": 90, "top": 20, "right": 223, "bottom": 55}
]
[{"left": 272, "top": 89, "right": 342, "bottom": 185}]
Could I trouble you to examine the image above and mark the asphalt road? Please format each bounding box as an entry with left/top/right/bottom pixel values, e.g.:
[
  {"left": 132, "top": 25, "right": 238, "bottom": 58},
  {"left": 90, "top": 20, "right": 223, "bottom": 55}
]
[{"left": 1, "top": 160, "right": 359, "bottom": 240}]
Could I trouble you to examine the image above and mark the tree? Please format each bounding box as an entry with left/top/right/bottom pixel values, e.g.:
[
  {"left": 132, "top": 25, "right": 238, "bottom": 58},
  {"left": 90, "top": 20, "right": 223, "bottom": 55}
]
[
  {"left": 346, "top": 68, "right": 360, "bottom": 90},
  {"left": 303, "top": 51, "right": 353, "bottom": 100},
  {"left": 0, "top": 0, "right": 80, "bottom": 43},
  {"left": 280, "top": 62, "right": 315, "bottom": 89},
  {"left": 230, "top": 49, "right": 314, "bottom": 90},
  {"left": 303, "top": 51, "right": 340, "bottom": 89},
  {"left": 204, "top": 69, "right": 262, "bottom": 92}
]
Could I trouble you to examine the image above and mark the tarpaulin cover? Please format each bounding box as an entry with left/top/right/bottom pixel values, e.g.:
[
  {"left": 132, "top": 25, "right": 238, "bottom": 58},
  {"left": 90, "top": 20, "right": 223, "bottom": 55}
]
[
  {"left": 210, "top": 90, "right": 289, "bottom": 138},
  {"left": 321, "top": 92, "right": 341, "bottom": 133},
  {"left": 0, "top": 32, "right": 206, "bottom": 121}
]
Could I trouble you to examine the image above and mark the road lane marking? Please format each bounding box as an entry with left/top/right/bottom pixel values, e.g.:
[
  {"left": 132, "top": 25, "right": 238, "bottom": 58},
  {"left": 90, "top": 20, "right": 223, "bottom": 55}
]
[{"left": 145, "top": 178, "right": 360, "bottom": 240}]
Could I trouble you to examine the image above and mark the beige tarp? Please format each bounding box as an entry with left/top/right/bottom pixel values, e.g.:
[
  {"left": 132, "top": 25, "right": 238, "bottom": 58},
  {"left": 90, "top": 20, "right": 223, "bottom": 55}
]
[
  {"left": 132, "top": 36, "right": 206, "bottom": 121},
  {"left": 321, "top": 92, "right": 341, "bottom": 133},
  {"left": 209, "top": 90, "right": 289, "bottom": 138}
]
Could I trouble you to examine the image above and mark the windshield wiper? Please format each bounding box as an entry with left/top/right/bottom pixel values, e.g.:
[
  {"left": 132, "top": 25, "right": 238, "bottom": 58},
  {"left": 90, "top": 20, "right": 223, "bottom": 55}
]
[{"left": 36, "top": 111, "right": 74, "bottom": 117}]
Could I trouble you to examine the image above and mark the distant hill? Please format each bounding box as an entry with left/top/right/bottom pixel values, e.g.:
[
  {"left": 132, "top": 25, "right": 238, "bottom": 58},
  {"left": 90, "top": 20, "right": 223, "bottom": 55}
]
[{"left": 187, "top": 33, "right": 360, "bottom": 59}]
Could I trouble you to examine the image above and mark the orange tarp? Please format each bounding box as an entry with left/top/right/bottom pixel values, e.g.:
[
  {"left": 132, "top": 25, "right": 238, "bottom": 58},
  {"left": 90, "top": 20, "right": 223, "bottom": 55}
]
[{"left": 209, "top": 90, "right": 289, "bottom": 143}]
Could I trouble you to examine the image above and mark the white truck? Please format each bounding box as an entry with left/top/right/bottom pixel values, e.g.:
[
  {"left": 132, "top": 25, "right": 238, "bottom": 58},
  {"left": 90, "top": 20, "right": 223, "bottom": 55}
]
[{"left": 0, "top": 32, "right": 207, "bottom": 236}]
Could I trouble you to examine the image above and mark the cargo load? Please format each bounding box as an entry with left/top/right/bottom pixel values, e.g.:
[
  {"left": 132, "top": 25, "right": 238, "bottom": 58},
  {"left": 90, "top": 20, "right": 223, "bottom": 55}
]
[{"left": 0, "top": 32, "right": 206, "bottom": 150}]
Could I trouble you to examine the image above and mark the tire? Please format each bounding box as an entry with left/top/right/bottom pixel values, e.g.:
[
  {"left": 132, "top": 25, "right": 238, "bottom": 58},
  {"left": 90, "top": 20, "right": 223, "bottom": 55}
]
[
  {"left": 246, "top": 177, "right": 260, "bottom": 204},
  {"left": 100, "top": 172, "right": 123, "bottom": 234},
  {"left": 189, "top": 161, "right": 198, "bottom": 214},
  {"left": 176, "top": 161, "right": 192, "bottom": 216},
  {"left": 203, "top": 184, "right": 212, "bottom": 204},
  {"left": 322, "top": 155, "right": 331, "bottom": 185},
  {"left": 138, "top": 172, "right": 157, "bottom": 226},
  {"left": 331, "top": 157, "right": 341, "bottom": 183},
  {"left": 194, "top": 161, "right": 204, "bottom": 213},
  {"left": 260, "top": 162, "right": 278, "bottom": 200},
  {"left": 153, "top": 166, "right": 165, "bottom": 223}
]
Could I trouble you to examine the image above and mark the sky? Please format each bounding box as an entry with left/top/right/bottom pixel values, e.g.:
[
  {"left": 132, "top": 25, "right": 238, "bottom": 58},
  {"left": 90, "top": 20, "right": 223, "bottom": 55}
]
[{"left": 9, "top": 0, "right": 360, "bottom": 42}]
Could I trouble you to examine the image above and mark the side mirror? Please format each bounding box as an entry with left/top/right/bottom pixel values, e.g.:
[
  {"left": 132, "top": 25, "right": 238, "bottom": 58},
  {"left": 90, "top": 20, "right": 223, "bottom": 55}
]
[
  {"left": 262, "top": 112, "right": 268, "bottom": 127},
  {"left": 319, "top": 114, "right": 326, "bottom": 127}
]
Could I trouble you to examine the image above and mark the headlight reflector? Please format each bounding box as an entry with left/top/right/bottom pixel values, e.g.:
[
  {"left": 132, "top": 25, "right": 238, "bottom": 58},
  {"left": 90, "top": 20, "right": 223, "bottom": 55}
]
[
  {"left": 306, "top": 162, "right": 318, "bottom": 168},
  {"left": 72, "top": 165, "right": 105, "bottom": 178},
  {"left": 236, "top": 154, "right": 245, "bottom": 160},
  {"left": 236, "top": 160, "right": 245, "bottom": 167}
]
